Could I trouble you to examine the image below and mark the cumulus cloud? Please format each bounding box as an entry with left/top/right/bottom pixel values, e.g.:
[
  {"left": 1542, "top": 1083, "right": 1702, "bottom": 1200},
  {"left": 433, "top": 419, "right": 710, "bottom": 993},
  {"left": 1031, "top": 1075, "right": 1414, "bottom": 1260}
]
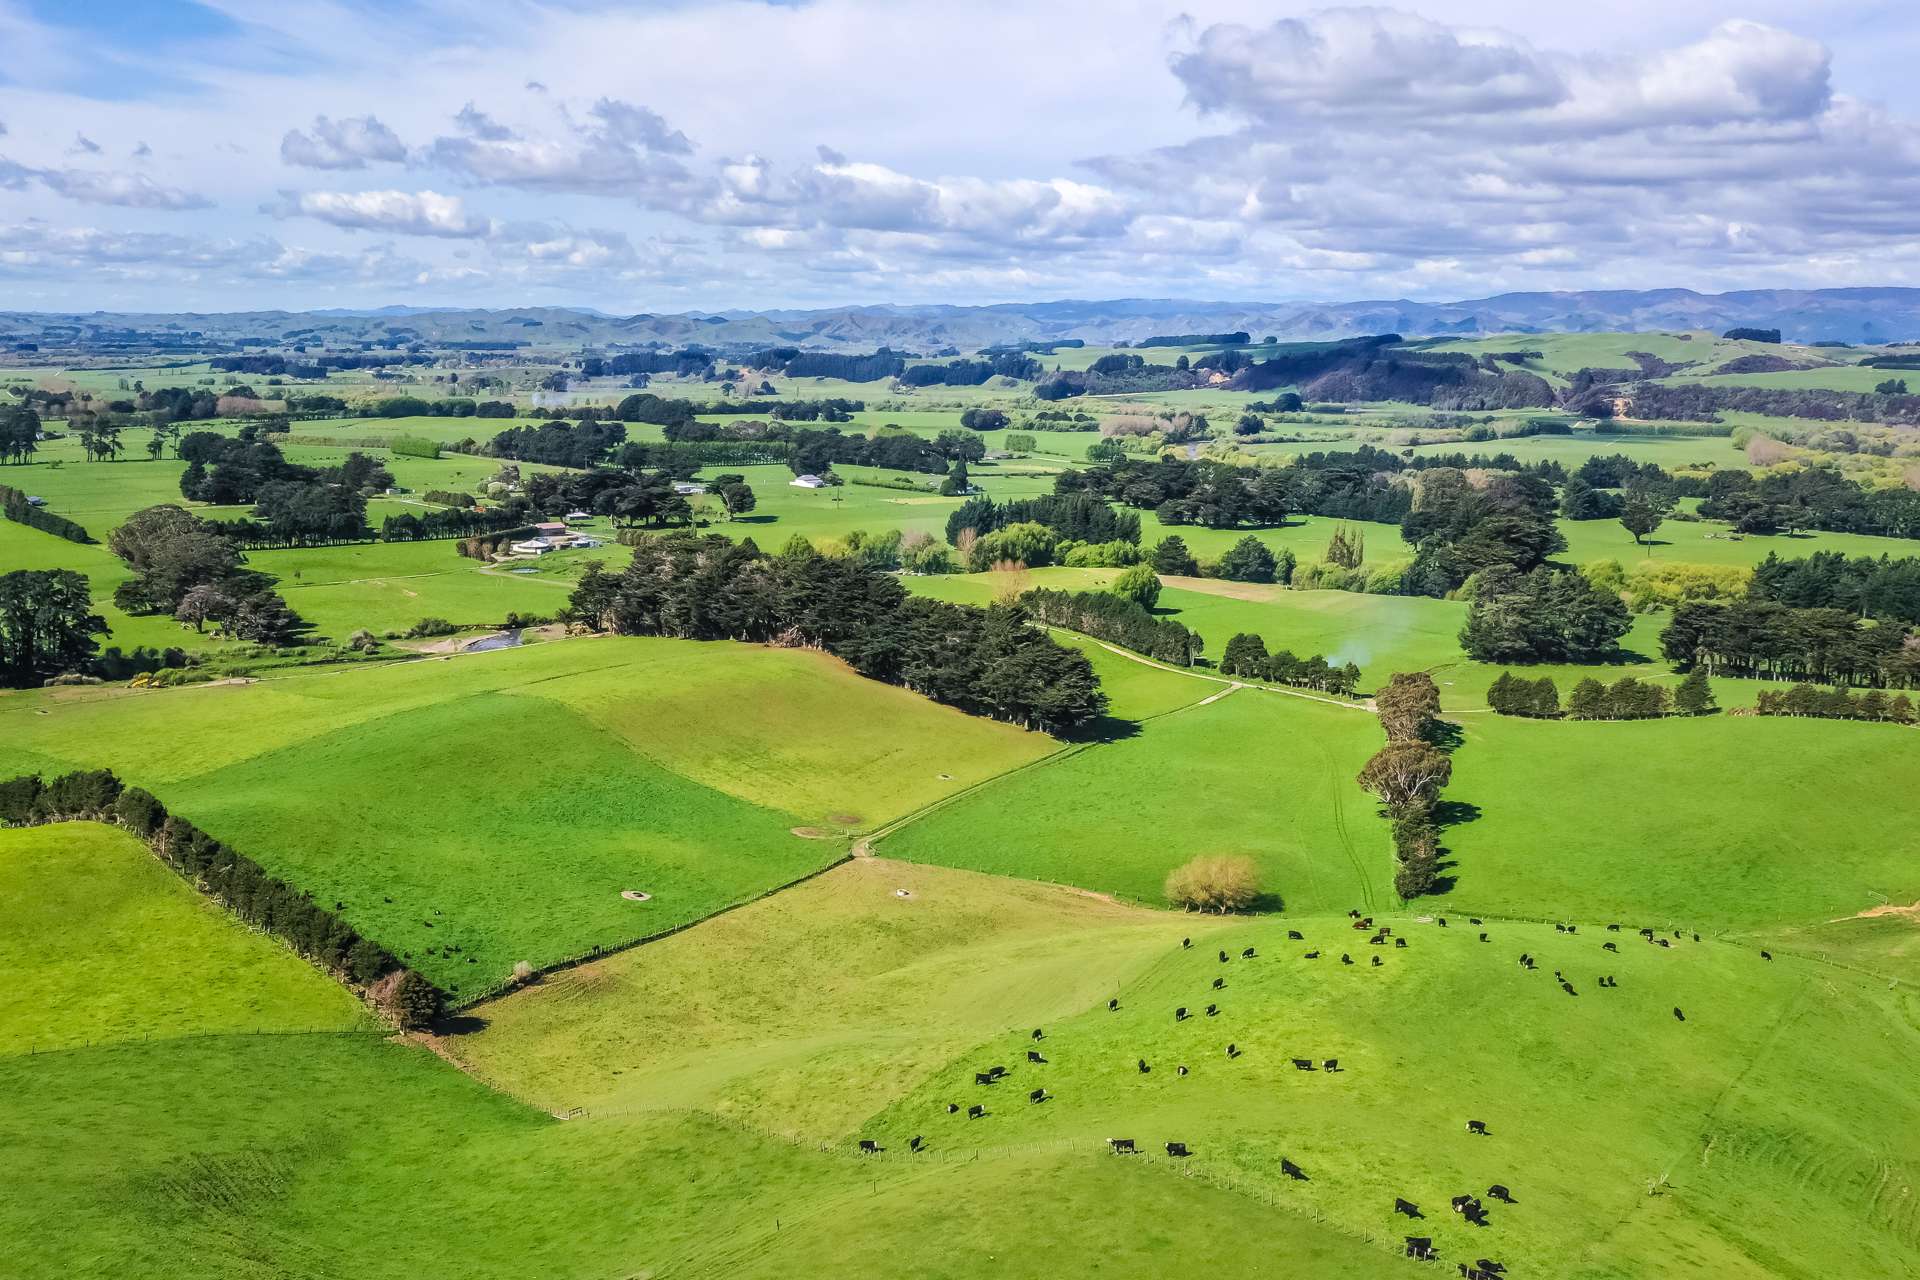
[
  {"left": 70, "top": 133, "right": 102, "bottom": 155},
  {"left": 280, "top": 114, "right": 408, "bottom": 169},
  {"left": 268, "top": 189, "right": 493, "bottom": 238},
  {"left": 425, "top": 96, "right": 697, "bottom": 196}
]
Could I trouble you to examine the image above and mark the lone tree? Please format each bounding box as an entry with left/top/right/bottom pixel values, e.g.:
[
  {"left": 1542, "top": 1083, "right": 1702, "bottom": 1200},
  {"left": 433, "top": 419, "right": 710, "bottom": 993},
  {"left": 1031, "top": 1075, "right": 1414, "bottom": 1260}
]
[
  {"left": 1356, "top": 742, "right": 1453, "bottom": 816},
  {"left": 1165, "top": 854, "right": 1261, "bottom": 912},
  {"left": 1325, "top": 524, "right": 1365, "bottom": 569},
  {"left": 1374, "top": 671, "right": 1442, "bottom": 743},
  {"left": 1619, "top": 486, "right": 1674, "bottom": 548}
]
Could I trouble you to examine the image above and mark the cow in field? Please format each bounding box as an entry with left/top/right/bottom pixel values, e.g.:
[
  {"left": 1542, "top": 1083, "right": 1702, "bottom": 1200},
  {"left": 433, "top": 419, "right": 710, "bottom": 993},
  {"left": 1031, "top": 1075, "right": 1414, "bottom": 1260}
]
[
  {"left": 967, "top": 1104, "right": 985, "bottom": 1119},
  {"left": 1395, "top": 1198, "right": 1422, "bottom": 1218},
  {"left": 1466, "top": 1119, "right": 1488, "bottom": 1135},
  {"left": 1166, "top": 1141, "right": 1190, "bottom": 1157},
  {"left": 1108, "top": 1138, "right": 1135, "bottom": 1154},
  {"left": 858, "top": 1139, "right": 880, "bottom": 1153}
]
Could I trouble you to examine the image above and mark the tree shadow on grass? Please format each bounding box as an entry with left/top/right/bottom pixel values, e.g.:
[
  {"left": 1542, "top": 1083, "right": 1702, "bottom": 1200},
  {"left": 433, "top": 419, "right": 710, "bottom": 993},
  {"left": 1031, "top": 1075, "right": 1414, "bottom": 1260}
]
[
  {"left": 1061, "top": 715, "right": 1144, "bottom": 745},
  {"left": 1431, "top": 798, "right": 1482, "bottom": 829},
  {"left": 432, "top": 1014, "right": 490, "bottom": 1037},
  {"left": 1425, "top": 719, "right": 1465, "bottom": 752}
]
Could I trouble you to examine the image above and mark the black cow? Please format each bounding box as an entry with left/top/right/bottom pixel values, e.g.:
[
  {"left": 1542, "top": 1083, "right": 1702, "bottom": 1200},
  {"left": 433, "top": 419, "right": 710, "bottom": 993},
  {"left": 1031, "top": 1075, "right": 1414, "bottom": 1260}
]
[
  {"left": 1323, "top": 1058, "right": 1340, "bottom": 1072},
  {"left": 1281, "top": 1158, "right": 1306, "bottom": 1180},
  {"left": 1138, "top": 1059, "right": 1150, "bottom": 1074},
  {"left": 909, "top": 1135, "right": 924, "bottom": 1152},
  {"left": 1396, "top": 937, "right": 1408, "bottom": 948},
  {"left": 1288, "top": 930, "right": 1304, "bottom": 941},
  {"left": 1219, "top": 950, "right": 1230, "bottom": 963},
  {"left": 1372, "top": 955, "right": 1383, "bottom": 967},
  {"left": 1567, "top": 925, "right": 1578, "bottom": 935},
  {"left": 1554, "top": 923, "right": 1565, "bottom": 933},
  {"left": 1029, "top": 1088, "right": 1046, "bottom": 1104},
  {"left": 1109, "top": 997, "right": 1119, "bottom": 1011},
  {"left": 1603, "top": 941, "right": 1618, "bottom": 952},
  {"left": 1477, "top": 1261, "right": 1506, "bottom": 1276},
  {"left": 1561, "top": 981, "right": 1577, "bottom": 996},
  {"left": 1395, "top": 1198, "right": 1422, "bottom": 1218},
  {"left": 1242, "top": 947, "right": 1257, "bottom": 959},
  {"left": 1027, "top": 1050, "right": 1046, "bottom": 1063},
  {"left": 1657, "top": 938, "right": 1671, "bottom": 948},
  {"left": 1182, "top": 937, "right": 1192, "bottom": 949},
  {"left": 967, "top": 1104, "right": 985, "bottom": 1119},
  {"left": 1341, "top": 953, "right": 1354, "bottom": 965},
  {"left": 1450, "top": 1195, "right": 1474, "bottom": 1212},
  {"left": 1176, "top": 1065, "right": 1188, "bottom": 1077},
  {"left": 1369, "top": 935, "right": 1384, "bottom": 946},
  {"left": 1226, "top": 1043, "right": 1240, "bottom": 1058},
  {"left": 1213, "top": 976, "right": 1225, "bottom": 990},
  {"left": 1205, "top": 1003, "right": 1218, "bottom": 1016},
  {"left": 1292, "top": 1058, "right": 1315, "bottom": 1071},
  {"left": 1674, "top": 1007, "right": 1686, "bottom": 1022},
  {"left": 1467, "top": 1119, "right": 1488, "bottom": 1135},
  {"left": 859, "top": 1139, "right": 880, "bottom": 1153},
  {"left": 1692, "top": 933, "right": 1700, "bottom": 942},
  {"left": 1404, "top": 1236, "right": 1434, "bottom": 1259},
  {"left": 974, "top": 1072, "right": 994, "bottom": 1086},
  {"left": 1304, "top": 950, "right": 1321, "bottom": 960},
  {"left": 1470, "top": 917, "right": 1482, "bottom": 926},
  {"left": 1479, "top": 932, "right": 1490, "bottom": 943},
  {"left": 1640, "top": 928, "right": 1655, "bottom": 939},
  {"left": 1607, "top": 923, "right": 1621, "bottom": 932},
  {"left": 1463, "top": 1203, "right": 1488, "bottom": 1226},
  {"left": 1348, "top": 909, "right": 1361, "bottom": 918},
  {"left": 1032, "top": 1028, "right": 1044, "bottom": 1040},
  {"left": 1109, "top": 1138, "right": 1135, "bottom": 1154},
  {"left": 1761, "top": 950, "right": 1772, "bottom": 961},
  {"left": 1487, "top": 1184, "right": 1512, "bottom": 1203},
  {"left": 988, "top": 1066, "right": 1007, "bottom": 1079},
  {"left": 1519, "top": 953, "right": 1533, "bottom": 968},
  {"left": 1175, "top": 1006, "right": 1189, "bottom": 1021},
  {"left": 946, "top": 1102, "right": 959, "bottom": 1114},
  {"left": 1166, "top": 1141, "right": 1191, "bottom": 1158},
  {"left": 1437, "top": 917, "right": 1448, "bottom": 927}
]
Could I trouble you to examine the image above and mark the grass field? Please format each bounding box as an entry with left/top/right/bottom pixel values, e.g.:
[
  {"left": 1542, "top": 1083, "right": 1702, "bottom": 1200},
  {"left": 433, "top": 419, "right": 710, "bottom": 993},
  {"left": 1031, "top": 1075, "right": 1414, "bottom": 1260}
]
[
  {"left": 0, "top": 822, "right": 367, "bottom": 1053},
  {"left": 1441, "top": 713, "right": 1920, "bottom": 935},
  {"left": 0, "top": 638, "right": 1054, "bottom": 994},
  {"left": 880, "top": 685, "right": 1394, "bottom": 915}
]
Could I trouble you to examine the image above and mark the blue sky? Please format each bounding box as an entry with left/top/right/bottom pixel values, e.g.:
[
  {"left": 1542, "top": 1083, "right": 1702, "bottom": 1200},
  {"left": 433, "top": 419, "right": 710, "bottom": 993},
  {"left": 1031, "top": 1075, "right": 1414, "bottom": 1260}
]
[{"left": 1, "top": 0, "right": 1919, "bottom": 312}]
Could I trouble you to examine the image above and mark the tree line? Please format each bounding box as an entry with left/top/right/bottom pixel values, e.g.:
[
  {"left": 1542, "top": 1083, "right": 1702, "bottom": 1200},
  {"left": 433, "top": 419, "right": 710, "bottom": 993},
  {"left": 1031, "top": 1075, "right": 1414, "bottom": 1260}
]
[
  {"left": 568, "top": 533, "right": 1106, "bottom": 733},
  {"left": 1488, "top": 670, "right": 1717, "bottom": 720},
  {"left": 1354, "top": 673, "right": 1451, "bottom": 898},
  {"left": 1, "top": 482, "right": 91, "bottom": 543},
  {"left": 1017, "top": 587, "right": 1203, "bottom": 667},
  {"left": 0, "top": 769, "right": 441, "bottom": 1029},
  {"left": 1661, "top": 600, "right": 1920, "bottom": 688},
  {"left": 1748, "top": 550, "right": 1920, "bottom": 624},
  {"left": 1753, "top": 683, "right": 1918, "bottom": 725},
  {"left": 1218, "top": 633, "right": 1362, "bottom": 695}
]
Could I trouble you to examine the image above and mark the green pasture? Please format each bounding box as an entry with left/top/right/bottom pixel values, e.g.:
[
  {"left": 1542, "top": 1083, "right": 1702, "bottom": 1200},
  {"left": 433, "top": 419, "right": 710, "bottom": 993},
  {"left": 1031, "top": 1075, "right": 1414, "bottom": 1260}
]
[
  {"left": 880, "top": 685, "right": 1393, "bottom": 915},
  {"left": 454, "top": 857, "right": 1209, "bottom": 1129},
  {"left": 0, "top": 822, "right": 367, "bottom": 1054},
  {"left": 0, "top": 637, "right": 1053, "bottom": 993},
  {"left": 864, "top": 911, "right": 1920, "bottom": 1279},
  {"left": 1443, "top": 713, "right": 1920, "bottom": 936}
]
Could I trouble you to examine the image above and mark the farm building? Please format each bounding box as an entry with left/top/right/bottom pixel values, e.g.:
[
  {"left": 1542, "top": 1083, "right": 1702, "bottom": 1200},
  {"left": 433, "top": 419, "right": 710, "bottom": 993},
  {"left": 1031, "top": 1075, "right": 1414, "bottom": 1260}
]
[{"left": 789, "top": 474, "right": 828, "bottom": 489}]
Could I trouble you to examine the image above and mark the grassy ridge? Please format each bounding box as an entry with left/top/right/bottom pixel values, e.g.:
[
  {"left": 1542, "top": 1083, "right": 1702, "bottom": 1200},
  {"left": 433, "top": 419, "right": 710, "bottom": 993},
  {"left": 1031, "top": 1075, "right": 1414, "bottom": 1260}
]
[{"left": 0, "top": 638, "right": 1054, "bottom": 993}]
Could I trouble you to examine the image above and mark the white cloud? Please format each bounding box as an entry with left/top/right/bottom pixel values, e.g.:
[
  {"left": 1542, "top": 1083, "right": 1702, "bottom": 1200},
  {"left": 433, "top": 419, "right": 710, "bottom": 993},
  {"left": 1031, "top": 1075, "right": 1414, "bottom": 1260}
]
[
  {"left": 36, "top": 168, "right": 212, "bottom": 210},
  {"left": 280, "top": 115, "right": 408, "bottom": 170},
  {"left": 269, "top": 189, "right": 493, "bottom": 238}
]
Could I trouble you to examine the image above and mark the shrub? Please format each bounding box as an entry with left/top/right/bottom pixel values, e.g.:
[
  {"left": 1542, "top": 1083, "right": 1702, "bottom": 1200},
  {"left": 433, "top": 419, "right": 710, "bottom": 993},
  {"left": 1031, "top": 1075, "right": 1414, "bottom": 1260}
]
[
  {"left": 385, "top": 970, "right": 445, "bottom": 1030},
  {"left": 38, "top": 769, "right": 122, "bottom": 819},
  {"left": 0, "top": 774, "right": 43, "bottom": 824},
  {"left": 1165, "top": 854, "right": 1261, "bottom": 912},
  {"left": 347, "top": 938, "right": 393, "bottom": 985},
  {"left": 406, "top": 617, "right": 457, "bottom": 638},
  {"left": 1109, "top": 563, "right": 1161, "bottom": 609}
]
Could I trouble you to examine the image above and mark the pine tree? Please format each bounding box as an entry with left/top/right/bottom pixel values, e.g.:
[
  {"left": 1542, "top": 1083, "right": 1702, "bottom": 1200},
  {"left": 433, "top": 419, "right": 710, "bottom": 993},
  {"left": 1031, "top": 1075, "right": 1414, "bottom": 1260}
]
[
  {"left": 1566, "top": 678, "right": 1606, "bottom": 720},
  {"left": 1673, "top": 667, "right": 1716, "bottom": 716},
  {"left": 1529, "top": 676, "right": 1561, "bottom": 718},
  {"left": 1487, "top": 671, "right": 1522, "bottom": 715}
]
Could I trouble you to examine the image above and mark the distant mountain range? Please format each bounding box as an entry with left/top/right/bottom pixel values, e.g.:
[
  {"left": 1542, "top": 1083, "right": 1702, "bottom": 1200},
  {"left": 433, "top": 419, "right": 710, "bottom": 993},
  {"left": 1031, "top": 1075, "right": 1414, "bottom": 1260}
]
[{"left": 8, "top": 288, "right": 1920, "bottom": 352}]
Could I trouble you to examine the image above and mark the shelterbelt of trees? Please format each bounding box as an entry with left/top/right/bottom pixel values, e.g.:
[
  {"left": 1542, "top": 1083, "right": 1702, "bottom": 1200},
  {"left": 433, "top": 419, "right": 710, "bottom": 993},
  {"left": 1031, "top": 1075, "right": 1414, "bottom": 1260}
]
[{"left": 568, "top": 533, "right": 1105, "bottom": 733}]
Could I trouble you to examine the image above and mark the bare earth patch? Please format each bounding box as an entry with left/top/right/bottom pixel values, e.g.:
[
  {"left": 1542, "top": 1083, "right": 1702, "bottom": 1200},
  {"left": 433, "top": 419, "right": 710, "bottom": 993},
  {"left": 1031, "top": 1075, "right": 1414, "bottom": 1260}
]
[
  {"left": 1160, "top": 575, "right": 1287, "bottom": 604},
  {"left": 1849, "top": 900, "right": 1920, "bottom": 923}
]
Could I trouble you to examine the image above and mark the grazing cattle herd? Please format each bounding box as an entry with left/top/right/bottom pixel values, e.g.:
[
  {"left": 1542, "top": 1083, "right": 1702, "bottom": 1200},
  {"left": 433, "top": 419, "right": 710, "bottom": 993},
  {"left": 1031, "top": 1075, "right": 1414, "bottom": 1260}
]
[{"left": 849, "top": 908, "right": 1759, "bottom": 1274}]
